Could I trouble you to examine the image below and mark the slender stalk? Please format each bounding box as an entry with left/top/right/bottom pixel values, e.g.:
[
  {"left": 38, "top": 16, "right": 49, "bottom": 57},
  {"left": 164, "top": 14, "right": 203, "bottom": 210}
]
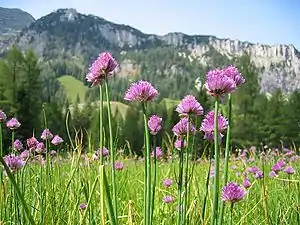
[
  {"left": 150, "top": 136, "right": 157, "bottom": 224},
  {"left": 0, "top": 124, "right": 3, "bottom": 157},
  {"left": 183, "top": 115, "right": 191, "bottom": 224},
  {"left": 142, "top": 103, "right": 151, "bottom": 225},
  {"left": 219, "top": 93, "right": 232, "bottom": 225},
  {"left": 103, "top": 167, "right": 117, "bottom": 225},
  {"left": 0, "top": 158, "right": 35, "bottom": 225},
  {"left": 99, "top": 84, "right": 105, "bottom": 224},
  {"left": 229, "top": 203, "right": 234, "bottom": 225},
  {"left": 11, "top": 130, "right": 15, "bottom": 153},
  {"left": 201, "top": 156, "right": 212, "bottom": 224},
  {"left": 105, "top": 78, "right": 117, "bottom": 221},
  {"left": 211, "top": 98, "right": 220, "bottom": 225},
  {"left": 177, "top": 137, "right": 185, "bottom": 225}
]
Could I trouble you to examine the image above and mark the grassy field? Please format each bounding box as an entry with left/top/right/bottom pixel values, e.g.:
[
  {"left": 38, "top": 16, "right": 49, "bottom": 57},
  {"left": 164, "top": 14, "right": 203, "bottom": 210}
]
[
  {"left": 0, "top": 149, "right": 299, "bottom": 224},
  {"left": 58, "top": 75, "right": 88, "bottom": 103}
]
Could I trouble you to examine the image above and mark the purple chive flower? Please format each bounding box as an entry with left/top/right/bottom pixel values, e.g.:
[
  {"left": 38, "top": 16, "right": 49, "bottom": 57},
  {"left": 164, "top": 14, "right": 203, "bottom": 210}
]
[
  {"left": 41, "top": 129, "right": 53, "bottom": 140},
  {"left": 79, "top": 203, "right": 87, "bottom": 210},
  {"left": 27, "top": 137, "right": 39, "bottom": 151},
  {"left": 6, "top": 118, "right": 21, "bottom": 130},
  {"left": 269, "top": 171, "right": 277, "bottom": 178},
  {"left": 200, "top": 111, "right": 228, "bottom": 141},
  {"left": 247, "top": 166, "right": 260, "bottom": 174},
  {"left": 254, "top": 171, "right": 264, "bottom": 179},
  {"left": 20, "top": 150, "right": 30, "bottom": 159},
  {"left": 223, "top": 65, "right": 245, "bottom": 87},
  {"left": 35, "top": 142, "right": 45, "bottom": 154},
  {"left": 124, "top": 80, "right": 158, "bottom": 102},
  {"left": 175, "top": 95, "right": 203, "bottom": 116},
  {"left": 86, "top": 52, "right": 118, "bottom": 86},
  {"left": 172, "top": 117, "right": 196, "bottom": 137},
  {"left": 174, "top": 138, "right": 187, "bottom": 150},
  {"left": 114, "top": 161, "right": 124, "bottom": 171},
  {"left": 50, "top": 150, "right": 57, "bottom": 156},
  {"left": 97, "top": 147, "right": 109, "bottom": 157},
  {"left": 0, "top": 110, "right": 7, "bottom": 122},
  {"left": 163, "top": 178, "right": 173, "bottom": 187},
  {"left": 277, "top": 159, "right": 286, "bottom": 168},
  {"left": 51, "top": 135, "right": 64, "bottom": 145},
  {"left": 284, "top": 166, "right": 295, "bottom": 175},
  {"left": 204, "top": 68, "right": 236, "bottom": 97},
  {"left": 3, "top": 154, "right": 25, "bottom": 172},
  {"left": 148, "top": 115, "right": 162, "bottom": 135},
  {"left": 163, "top": 195, "right": 174, "bottom": 204},
  {"left": 151, "top": 147, "right": 163, "bottom": 159},
  {"left": 242, "top": 178, "right": 251, "bottom": 189},
  {"left": 13, "top": 139, "right": 23, "bottom": 151},
  {"left": 221, "top": 182, "right": 247, "bottom": 203},
  {"left": 271, "top": 163, "right": 282, "bottom": 173}
]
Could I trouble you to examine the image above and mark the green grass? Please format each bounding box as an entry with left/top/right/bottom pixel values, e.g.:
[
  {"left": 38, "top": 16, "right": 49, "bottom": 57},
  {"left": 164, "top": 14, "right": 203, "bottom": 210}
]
[{"left": 58, "top": 75, "right": 88, "bottom": 103}]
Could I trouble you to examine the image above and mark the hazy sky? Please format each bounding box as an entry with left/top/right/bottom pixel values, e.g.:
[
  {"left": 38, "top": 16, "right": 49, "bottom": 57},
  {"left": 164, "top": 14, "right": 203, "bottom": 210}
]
[{"left": 1, "top": 0, "right": 300, "bottom": 49}]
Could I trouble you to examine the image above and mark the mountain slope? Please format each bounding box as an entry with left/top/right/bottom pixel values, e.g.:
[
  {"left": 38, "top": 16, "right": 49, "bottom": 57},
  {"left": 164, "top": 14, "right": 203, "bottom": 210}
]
[{"left": 2, "top": 8, "right": 300, "bottom": 94}]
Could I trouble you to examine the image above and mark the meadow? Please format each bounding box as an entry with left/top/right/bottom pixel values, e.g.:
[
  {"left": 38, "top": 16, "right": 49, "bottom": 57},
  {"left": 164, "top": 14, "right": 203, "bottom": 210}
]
[{"left": 0, "top": 52, "right": 299, "bottom": 225}]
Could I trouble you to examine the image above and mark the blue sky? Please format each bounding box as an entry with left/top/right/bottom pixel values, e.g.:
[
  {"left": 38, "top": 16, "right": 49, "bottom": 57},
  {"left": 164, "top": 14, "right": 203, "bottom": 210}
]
[{"left": 1, "top": 0, "right": 300, "bottom": 50}]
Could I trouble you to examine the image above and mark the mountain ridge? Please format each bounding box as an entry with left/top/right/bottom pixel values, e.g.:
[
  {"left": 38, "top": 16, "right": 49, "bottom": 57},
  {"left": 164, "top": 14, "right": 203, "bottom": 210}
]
[{"left": 1, "top": 7, "right": 300, "bottom": 94}]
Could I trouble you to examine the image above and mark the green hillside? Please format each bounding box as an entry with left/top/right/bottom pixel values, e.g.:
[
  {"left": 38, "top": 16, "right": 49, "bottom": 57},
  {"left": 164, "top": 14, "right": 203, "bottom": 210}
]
[{"left": 58, "top": 75, "right": 88, "bottom": 103}]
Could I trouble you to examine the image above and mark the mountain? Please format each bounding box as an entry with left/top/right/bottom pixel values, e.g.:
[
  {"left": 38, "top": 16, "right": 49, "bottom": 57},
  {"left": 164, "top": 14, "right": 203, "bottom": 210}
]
[
  {"left": 1, "top": 8, "right": 300, "bottom": 95},
  {"left": 0, "top": 7, "right": 35, "bottom": 52}
]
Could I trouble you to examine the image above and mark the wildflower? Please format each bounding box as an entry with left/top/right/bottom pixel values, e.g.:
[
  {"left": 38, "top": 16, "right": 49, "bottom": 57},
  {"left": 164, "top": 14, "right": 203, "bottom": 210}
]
[
  {"left": 254, "top": 171, "right": 264, "bottom": 179},
  {"left": 151, "top": 147, "right": 163, "bottom": 159},
  {"left": 221, "top": 182, "right": 246, "bottom": 203},
  {"left": 204, "top": 68, "right": 236, "bottom": 97},
  {"left": 200, "top": 111, "right": 228, "bottom": 141},
  {"left": 222, "top": 65, "right": 245, "bottom": 87},
  {"left": 3, "top": 154, "right": 25, "bottom": 173},
  {"left": 6, "top": 118, "right": 21, "bottom": 130},
  {"left": 51, "top": 135, "right": 64, "bottom": 145},
  {"left": 41, "top": 129, "right": 53, "bottom": 140},
  {"left": 96, "top": 147, "right": 109, "bottom": 157},
  {"left": 175, "top": 95, "right": 203, "bottom": 116},
  {"left": 247, "top": 166, "right": 260, "bottom": 174},
  {"left": 114, "top": 161, "right": 124, "bottom": 171},
  {"left": 13, "top": 139, "right": 23, "bottom": 151},
  {"left": 163, "top": 195, "right": 174, "bottom": 204},
  {"left": 148, "top": 115, "right": 162, "bottom": 135},
  {"left": 163, "top": 178, "right": 173, "bottom": 187},
  {"left": 20, "top": 150, "right": 30, "bottom": 159},
  {"left": 86, "top": 52, "right": 118, "bottom": 86},
  {"left": 35, "top": 142, "right": 45, "bottom": 154},
  {"left": 277, "top": 159, "right": 286, "bottom": 168},
  {"left": 271, "top": 163, "right": 283, "bottom": 173},
  {"left": 172, "top": 117, "right": 196, "bottom": 137},
  {"left": 242, "top": 178, "right": 251, "bottom": 189},
  {"left": 50, "top": 150, "right": 57, "bottom": 156},
  {"left": 269, "top": 171, "right": 277, "bottom": 178},
  {"left": 0, "top": 110, "right": 7, "bottom": 122},
  {"left": 284, "top": 166, "right": 295, "bottom": 175},
  {"left": 174, "top": 138, "right": 186, "bottom": 150},
  {"left": 231, "top": 165, "right": 237, "bottom": 170},
  {"left": 124, "top": 80, "right": 158, "bottom": 102},
  {"left": 27, "top": 137, "right": 39, "bottom": 151},
  {"left": 79, "top": 203, "right": 87, "bottom": 210}
]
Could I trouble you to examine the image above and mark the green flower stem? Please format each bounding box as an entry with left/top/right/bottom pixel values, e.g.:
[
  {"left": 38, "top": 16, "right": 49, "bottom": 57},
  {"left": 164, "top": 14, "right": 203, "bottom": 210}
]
[
  {"left": 229, "top": 203, "right": 234, "bottom": 225},
  {"left": 105, "top": 78, "right": 117, "bottom": 222},
  {"left": 150, "top": 136, "right": 157, "bottom": 225},
  {"left": 177, "top": 137, "right": 185, "bottom": 225},
  {"left": 211, "top": 97, "right": 220, "bottom": 225},
  {"left": 103, "top": 167, "right": 117, "bottom": 225},
  {"left": 0, "top": 124, "right": 3, "bottom": 157},
  {"left": 99, "top": 84, "right": 104, "bottom": 165},
  {"left": 99, "top": 83, "right": 105, "bottom": 225},
  {"left": 218, "top": 93, "right": 232, "bottom": 225},
  {"left": 11, "top": 130, "right": 15, "bottom": 153},
  {"left": 142, "top": 103, "right": 151, "bottom": 225},
  {"left": 0, "top": 158, "right": 35, "bottom": 225},
  {"left": 201, "top": 155, "right": 212, "bottom": 223},
  {"left": 183, "top": 115, "right": 191, "bottom": 224}
]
